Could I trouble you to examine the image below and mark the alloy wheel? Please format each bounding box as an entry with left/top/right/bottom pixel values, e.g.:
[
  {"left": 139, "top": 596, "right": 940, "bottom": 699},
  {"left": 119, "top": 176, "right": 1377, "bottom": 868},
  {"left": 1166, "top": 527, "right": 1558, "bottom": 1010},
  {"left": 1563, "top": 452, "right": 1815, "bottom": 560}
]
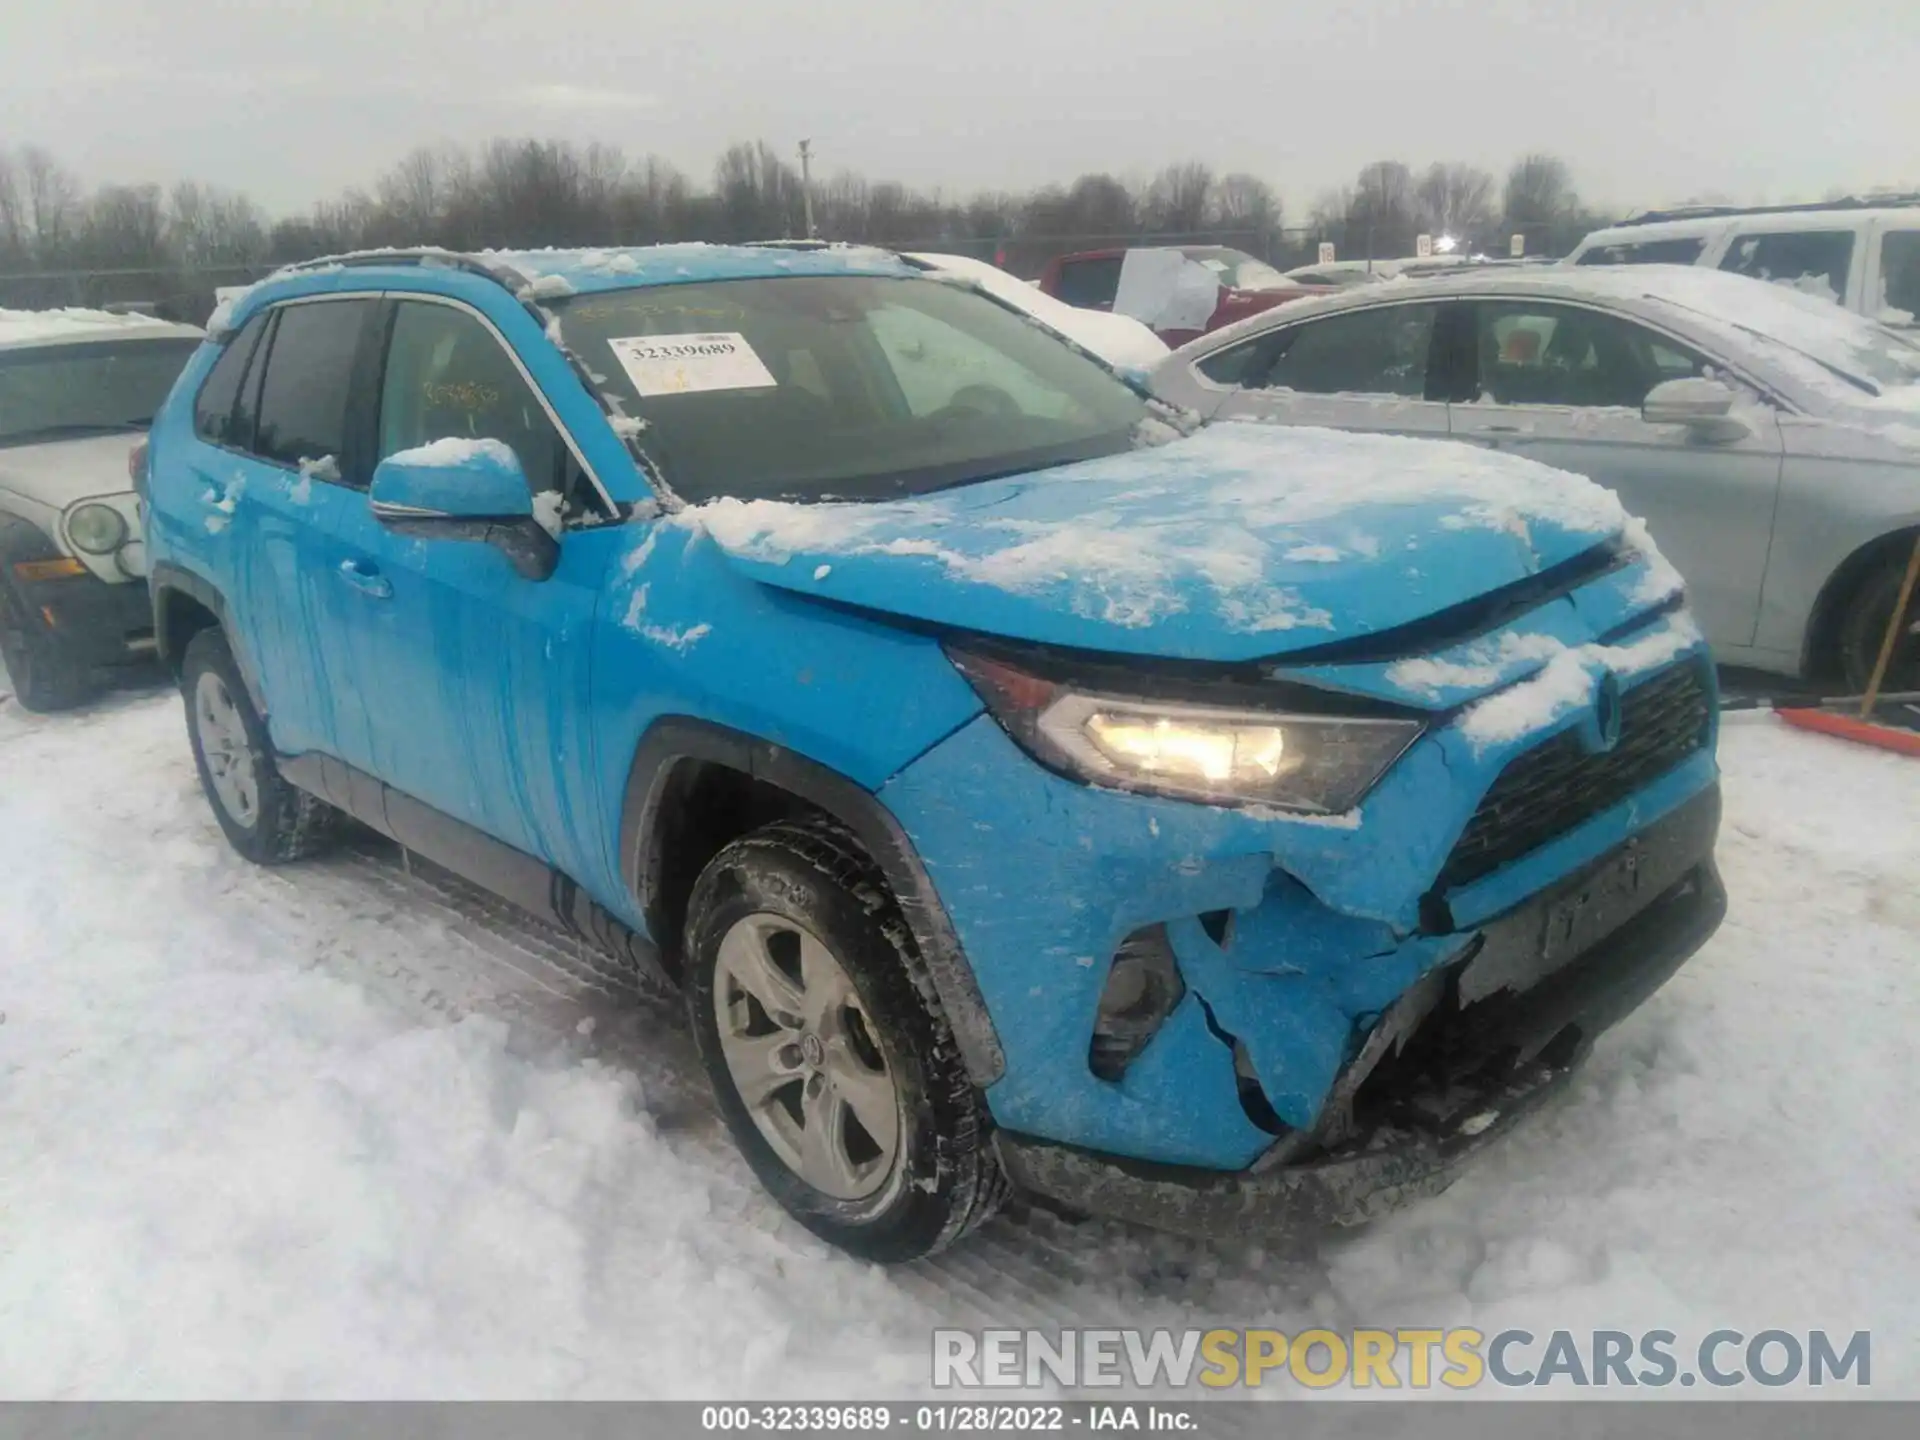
[
  {"left": 712, "top": 912, "right": 902, "bottom": 1201},
  {"left": 194, "top": 669, "right": 260, "bottom": 828}
]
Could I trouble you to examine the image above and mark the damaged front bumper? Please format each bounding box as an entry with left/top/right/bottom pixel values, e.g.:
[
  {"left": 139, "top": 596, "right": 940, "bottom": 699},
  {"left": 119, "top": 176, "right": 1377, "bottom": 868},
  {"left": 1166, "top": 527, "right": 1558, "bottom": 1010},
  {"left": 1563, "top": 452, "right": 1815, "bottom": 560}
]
[{"left": 995, "top": 787, "right": 1726, "bottom": 1240}]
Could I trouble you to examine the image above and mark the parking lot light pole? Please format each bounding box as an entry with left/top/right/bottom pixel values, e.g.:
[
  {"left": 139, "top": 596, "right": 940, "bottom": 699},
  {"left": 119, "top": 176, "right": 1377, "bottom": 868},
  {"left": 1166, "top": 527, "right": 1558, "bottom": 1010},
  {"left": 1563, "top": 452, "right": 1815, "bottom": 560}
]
[{"left": 798, "top": 139, "right": 817, "bottom": 239}]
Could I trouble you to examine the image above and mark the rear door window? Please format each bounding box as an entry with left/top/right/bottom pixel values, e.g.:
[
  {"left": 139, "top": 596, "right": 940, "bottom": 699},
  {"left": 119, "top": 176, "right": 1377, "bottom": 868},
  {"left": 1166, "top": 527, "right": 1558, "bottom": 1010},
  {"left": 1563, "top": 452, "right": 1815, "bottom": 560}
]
[
  {"left": 193, "top": 313, "right": 269, "bottom": 447},
  {"left": 251, "top": 299, "right": 376, "bottom": 479},
  {"left": 1719, "top": 230, "right": 1856, "bottom": 304},
  {"left": 1053, "top": 257, "right": 1123, "bottom": 309},
  {"left": 1878, "top": 230, "right": 1920, "bottom": 325},
  {"left": 1214, "top": 303, "right": 1441, "bottom": 398}
]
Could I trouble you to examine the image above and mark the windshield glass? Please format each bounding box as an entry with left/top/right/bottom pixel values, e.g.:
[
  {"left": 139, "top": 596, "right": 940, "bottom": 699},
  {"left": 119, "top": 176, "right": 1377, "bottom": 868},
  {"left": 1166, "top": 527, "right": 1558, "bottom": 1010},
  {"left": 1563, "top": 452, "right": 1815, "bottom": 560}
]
[
  {"left": 0, "top": 338, "right": 199, "bottom": 446},
  {"left": 1645, "top": 275, "right": 1920, "bottom": 396},
  {"left": 555, "top": 276, "right": 1156, "bottom": 503}
]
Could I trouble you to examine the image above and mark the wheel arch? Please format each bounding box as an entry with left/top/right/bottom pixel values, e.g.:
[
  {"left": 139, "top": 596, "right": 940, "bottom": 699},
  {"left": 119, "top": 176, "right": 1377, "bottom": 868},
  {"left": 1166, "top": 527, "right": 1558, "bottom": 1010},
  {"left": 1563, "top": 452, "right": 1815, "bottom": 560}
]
[
  {"left": 619, "top": 717, "right": 1006, "bottom": 1085},
  {"left": 1802, "top": 524, "right": 1920, "bottom": 681},
  {"left": 149, "top": 561, "right": 269, "bottom": 715}
]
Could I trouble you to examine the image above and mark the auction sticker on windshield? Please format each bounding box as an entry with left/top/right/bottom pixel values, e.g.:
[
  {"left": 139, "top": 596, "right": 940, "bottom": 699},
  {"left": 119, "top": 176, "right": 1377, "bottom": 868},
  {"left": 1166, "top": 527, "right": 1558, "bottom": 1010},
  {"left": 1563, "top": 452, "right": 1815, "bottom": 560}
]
[{"left": 608, "top": 332, "right": 778, "bottom": 396}]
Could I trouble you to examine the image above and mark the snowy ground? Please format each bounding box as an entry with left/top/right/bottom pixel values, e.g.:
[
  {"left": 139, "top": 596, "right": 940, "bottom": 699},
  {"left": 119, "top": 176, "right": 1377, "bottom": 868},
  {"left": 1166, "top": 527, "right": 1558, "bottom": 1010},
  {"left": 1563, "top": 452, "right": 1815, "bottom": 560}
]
[{"left": 2, "top": 667, "right": 1918, "bottom": 1399}]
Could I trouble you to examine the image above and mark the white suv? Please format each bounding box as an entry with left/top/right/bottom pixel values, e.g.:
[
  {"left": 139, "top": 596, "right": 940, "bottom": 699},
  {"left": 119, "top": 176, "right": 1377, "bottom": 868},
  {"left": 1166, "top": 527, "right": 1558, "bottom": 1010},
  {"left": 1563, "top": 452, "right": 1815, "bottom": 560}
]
[
  {"left": 1568, "top": 199, "right": 1920, "bottom": 328},
  {"left": 0, "top": 308, "right": 202, "bottom": 711}
]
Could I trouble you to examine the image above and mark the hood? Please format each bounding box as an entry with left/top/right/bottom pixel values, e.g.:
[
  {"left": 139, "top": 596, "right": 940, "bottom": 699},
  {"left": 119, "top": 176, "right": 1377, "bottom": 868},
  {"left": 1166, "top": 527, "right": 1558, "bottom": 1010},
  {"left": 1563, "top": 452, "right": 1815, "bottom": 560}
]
[
  {"left": 0, "top": 431, "right": 142, "bottom": 509},
  {"left": 678, "top": 423, "right": 1631, "bottom": 664}
]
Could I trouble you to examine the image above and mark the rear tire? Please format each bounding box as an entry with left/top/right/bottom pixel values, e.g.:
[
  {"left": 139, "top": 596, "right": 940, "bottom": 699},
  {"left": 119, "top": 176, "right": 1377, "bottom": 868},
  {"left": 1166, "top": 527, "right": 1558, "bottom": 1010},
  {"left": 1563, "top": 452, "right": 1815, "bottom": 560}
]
[
  {"left": 181, "top": 627, "right": 340, "bottom": 864},
  {"left": 0, "top": 569, "right": 96, "bottom": 713},
  {"left": 684, "top": 817, "right": 1005, "bottom": 1262},
  {"left": 1837, "top": 557, "right": 1920, "bottom": 695}
]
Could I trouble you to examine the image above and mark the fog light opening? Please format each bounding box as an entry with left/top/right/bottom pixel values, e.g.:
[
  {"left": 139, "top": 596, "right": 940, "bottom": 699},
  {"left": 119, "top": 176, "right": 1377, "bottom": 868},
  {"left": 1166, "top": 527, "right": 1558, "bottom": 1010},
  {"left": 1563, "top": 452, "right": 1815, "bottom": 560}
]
[{"left": 1087, "top": 923, "right": 1186, "bottom": 1083}]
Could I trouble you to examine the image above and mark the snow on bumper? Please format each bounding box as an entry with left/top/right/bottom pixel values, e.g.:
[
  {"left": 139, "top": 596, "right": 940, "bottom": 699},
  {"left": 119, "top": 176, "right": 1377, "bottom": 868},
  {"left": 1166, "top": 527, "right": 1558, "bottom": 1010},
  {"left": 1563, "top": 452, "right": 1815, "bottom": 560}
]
[{"left": 877, "top": 623, "right": 1722, "bottom": 1177}]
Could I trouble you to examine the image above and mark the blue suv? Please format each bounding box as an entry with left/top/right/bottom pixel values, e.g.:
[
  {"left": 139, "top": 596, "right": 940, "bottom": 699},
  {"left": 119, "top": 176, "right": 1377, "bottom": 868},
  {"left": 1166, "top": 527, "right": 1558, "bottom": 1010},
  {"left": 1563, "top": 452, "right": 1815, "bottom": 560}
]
[{"left": 141, "top": 245, "right": 1726, "bottom": 1261}]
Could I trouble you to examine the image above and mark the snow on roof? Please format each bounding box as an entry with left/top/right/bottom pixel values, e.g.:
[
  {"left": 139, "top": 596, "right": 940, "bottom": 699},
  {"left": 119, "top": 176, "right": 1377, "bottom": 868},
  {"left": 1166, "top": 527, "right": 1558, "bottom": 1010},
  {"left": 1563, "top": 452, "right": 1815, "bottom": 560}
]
[
  {"left": 482, "top": 242, "right": 919, "bottom": 296},
  {"left": 0, "top": 307, "right": 200, "bottom": 350}
]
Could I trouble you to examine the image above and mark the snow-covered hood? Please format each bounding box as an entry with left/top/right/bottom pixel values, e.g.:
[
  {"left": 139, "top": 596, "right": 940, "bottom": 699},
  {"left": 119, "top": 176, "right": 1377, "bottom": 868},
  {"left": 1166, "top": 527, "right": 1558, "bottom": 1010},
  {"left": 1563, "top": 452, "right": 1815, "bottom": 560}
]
[
  {"left": 677, "top": 423, "right": 1631, "bottom": 664},
  {"left": 0, "top": 431, "right": 141, "bottom": 509}
]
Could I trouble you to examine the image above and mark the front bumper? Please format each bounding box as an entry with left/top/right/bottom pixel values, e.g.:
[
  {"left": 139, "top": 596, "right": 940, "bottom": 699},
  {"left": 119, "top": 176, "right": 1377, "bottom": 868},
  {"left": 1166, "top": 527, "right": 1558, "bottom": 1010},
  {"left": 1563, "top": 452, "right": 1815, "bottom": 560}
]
[
  {"left": 993, "top": 788, "right": 1726, "bottom": 1241},
  {"left": 18, "top": 567, "right": 155, "bottom": 668}
]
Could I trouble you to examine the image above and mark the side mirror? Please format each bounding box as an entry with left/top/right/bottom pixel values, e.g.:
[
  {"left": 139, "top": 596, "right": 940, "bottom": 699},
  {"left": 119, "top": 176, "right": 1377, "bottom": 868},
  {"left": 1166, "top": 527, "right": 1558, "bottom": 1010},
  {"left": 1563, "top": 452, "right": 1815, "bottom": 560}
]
[
  {"left": 1642, "top": 377, "right": 1749, "bottom": 443},
  {"left": 369, "top": 439, "right": 558, "bottom": 581}
]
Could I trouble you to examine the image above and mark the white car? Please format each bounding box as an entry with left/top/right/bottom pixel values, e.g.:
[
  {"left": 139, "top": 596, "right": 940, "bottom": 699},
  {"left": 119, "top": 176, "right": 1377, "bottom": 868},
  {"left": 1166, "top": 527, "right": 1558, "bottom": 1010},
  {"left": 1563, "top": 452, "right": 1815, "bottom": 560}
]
[
  {"left": 1, "top": 308, "right": 203, "bottom": 710},
  {"left": 1148, "top": 264, "right": 1920, "bottom": 690},
  {"left": 901, "top": 252, "right": 1170, "bottom": 371},
  {"left": 1568, "top": 199, "right": 1920, "bottom": 328}
]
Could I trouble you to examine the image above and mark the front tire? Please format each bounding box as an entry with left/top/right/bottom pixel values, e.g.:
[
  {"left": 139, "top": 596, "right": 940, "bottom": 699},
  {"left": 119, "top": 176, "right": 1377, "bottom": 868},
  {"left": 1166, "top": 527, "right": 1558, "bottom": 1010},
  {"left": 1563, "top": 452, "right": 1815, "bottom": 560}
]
[
  {"left": 1838, "top": 556, "right": 1920, "bottom": 695},
  {"left": 181, "top": 628, "right": 340, "bottom": 864},
  {"left": 684, "top": 818, "right": 1005, "bottom": 1261},
  {"left": 0, "top": 571, "right": 95, "bottom": 713}
]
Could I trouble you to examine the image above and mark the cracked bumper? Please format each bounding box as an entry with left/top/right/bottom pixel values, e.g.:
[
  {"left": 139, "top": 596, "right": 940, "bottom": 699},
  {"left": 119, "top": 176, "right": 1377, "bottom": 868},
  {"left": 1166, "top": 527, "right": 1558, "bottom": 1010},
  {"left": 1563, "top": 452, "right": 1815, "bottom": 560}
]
[{"left": 994, "top": 795, "right": 1727, "bottom": 1240}]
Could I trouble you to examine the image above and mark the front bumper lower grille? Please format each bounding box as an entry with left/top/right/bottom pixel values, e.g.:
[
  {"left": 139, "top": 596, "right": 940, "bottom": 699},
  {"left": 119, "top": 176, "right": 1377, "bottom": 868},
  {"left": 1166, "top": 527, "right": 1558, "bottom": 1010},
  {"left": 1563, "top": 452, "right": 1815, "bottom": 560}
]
[{"left": 1439, "top": 663, "right": 1711, "bottom": 891}]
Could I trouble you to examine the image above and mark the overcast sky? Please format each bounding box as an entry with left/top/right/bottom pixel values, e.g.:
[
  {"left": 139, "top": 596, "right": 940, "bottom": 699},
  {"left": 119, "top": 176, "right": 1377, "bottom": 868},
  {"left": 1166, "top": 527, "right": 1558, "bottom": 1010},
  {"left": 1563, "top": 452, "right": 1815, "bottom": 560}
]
[{"left": 4, "top": 0, "right": 1917, "bottom": 220}]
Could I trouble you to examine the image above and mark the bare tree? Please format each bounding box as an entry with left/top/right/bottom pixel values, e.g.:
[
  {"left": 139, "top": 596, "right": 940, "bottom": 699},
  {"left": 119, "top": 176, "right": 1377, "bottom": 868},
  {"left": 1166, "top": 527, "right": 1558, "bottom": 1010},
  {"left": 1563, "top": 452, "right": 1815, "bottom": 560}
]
[
  {"left": 1144, "top": 161, "right": 1214, "bottom": 233},
  {"left": 20, "top": 147, "right": 81, "bottom": 261},
  {"left": 1414, "top": 162, "right": 1496, "bottom": 245},
  {"left": 1347, "top": 160, "right": 1419, "bottom": 258},
  {"left": 0, "top": 152, "right": 25, "bottom": 266}
]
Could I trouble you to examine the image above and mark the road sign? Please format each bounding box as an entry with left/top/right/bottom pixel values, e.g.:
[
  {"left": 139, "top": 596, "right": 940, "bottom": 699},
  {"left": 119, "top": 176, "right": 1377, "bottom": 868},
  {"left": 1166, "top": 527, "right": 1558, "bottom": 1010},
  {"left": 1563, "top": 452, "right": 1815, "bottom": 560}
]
[
  {"left": 1416, "top": 234, "right": 1433, "bottom": 258},
  {"left": 1511, "top": 233, "right": 1526, "bottom": 257},
  {"left": 1317, "top": 242, "right": 1335, "bottom": 265}
]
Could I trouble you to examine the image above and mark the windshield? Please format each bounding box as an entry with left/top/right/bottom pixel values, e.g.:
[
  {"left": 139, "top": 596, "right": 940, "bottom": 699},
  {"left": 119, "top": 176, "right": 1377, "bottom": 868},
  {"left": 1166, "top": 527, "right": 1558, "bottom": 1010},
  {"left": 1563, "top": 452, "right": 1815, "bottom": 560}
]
[
  {"left": 555, "top": 276, "right": 1156, "bottom": 503},
  {"left": 1643, "top": 273, "right": 1920, "bottom": 396},
  {"left": 0, "top": 338, "right": 198, "bottom": 446},
  {"left": 1186, "top": 248, "right": 1292, "bottom": 292}
]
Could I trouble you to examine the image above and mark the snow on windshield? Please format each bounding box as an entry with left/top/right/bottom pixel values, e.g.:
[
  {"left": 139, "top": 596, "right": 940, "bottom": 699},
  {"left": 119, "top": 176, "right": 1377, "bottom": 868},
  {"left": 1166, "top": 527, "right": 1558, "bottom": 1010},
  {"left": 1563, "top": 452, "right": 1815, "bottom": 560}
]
[{"left": 1605, "top": 266, "right": 1920, "bottom": 400}]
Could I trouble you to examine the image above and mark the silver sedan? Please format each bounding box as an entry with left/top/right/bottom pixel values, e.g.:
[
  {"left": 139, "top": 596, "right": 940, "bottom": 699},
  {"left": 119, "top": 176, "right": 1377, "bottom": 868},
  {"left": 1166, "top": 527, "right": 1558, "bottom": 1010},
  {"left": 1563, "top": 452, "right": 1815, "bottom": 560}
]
[{"left": 1149, "top": 264, "right": 1920, "bottom": 689}]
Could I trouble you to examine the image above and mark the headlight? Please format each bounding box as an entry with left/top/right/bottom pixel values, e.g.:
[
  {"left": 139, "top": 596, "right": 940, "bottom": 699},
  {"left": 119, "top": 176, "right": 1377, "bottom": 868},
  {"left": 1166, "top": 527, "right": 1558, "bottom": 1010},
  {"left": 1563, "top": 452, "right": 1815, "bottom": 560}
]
[
  {"left": 949, "top": 648, "right": 1423, "bottom": 815},
  {"left": 66, "top": 502, "right": 128, "bottom": 555}
]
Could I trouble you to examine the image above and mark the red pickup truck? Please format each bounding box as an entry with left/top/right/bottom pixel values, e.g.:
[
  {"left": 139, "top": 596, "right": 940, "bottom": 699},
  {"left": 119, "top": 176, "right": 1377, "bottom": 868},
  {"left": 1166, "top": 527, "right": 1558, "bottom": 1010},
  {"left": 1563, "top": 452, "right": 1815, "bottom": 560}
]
[{"left": 1036, "top": 245, "right": 1317, "bottom": 346}]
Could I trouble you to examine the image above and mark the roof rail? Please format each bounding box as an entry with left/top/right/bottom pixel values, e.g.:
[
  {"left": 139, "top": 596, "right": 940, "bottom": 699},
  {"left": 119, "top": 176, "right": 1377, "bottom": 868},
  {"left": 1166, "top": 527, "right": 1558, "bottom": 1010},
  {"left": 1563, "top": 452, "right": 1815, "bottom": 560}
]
[
  {"left": 1619, "top": 193, "right": 1920, "bottom": 226},
  {"left": 275, "top": 246, "right": 531, "bottom": 292}
]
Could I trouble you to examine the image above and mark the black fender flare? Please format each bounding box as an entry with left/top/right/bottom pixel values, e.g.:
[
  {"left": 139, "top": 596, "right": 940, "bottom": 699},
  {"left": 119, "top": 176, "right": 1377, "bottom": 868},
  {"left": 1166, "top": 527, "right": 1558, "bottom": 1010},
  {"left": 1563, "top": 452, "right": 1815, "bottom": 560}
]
[
  {"left": 149, "top": 561, "right": 269, "bottom": 716},
  {"left": 619, "top": 717, "right": 1006, "bottom": 1086}
]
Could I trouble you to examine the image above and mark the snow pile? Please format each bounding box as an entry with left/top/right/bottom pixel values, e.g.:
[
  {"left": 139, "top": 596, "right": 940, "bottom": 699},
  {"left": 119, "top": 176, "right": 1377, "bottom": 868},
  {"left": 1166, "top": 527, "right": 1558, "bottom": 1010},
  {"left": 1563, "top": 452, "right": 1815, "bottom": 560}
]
[{"left": 2, "top": 683, "right": 1919, "bottom": 1397}]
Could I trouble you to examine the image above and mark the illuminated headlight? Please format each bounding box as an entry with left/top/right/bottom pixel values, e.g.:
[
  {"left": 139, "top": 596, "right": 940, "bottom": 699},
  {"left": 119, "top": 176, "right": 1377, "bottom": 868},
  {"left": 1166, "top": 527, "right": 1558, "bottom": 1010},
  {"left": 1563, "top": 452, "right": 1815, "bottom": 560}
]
[
  {"left": 66, "top": 502, "right": 128, "bottom": 555},
  {"left": 950, "top": 648, "right": 1422, "bottom": 815}
]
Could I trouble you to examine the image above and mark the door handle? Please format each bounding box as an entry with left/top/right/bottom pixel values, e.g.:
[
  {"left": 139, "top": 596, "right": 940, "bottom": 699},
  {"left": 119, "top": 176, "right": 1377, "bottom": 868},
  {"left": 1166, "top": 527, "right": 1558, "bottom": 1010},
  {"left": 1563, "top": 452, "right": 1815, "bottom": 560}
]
[
  {"left": 337, "top": 558, "right": 393, "bottom": 599},
  {"left": 1479, "top": 423, "right": 1527, "bottom": 435}
]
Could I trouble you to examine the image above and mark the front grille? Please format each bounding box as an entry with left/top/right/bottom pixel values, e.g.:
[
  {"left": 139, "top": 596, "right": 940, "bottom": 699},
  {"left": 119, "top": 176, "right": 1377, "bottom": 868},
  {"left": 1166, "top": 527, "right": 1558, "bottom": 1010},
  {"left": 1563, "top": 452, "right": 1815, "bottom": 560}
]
[{"left": 1439, "top": 664, "right": 1711, "bottom": 891}]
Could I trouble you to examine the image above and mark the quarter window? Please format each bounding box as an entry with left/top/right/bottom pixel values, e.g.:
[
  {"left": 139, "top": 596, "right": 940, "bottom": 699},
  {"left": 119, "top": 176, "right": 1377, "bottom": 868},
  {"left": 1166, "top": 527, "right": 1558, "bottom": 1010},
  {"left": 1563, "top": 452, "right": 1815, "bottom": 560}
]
[
  {"left": 252, "top": 299, "right": 375, "bottom": 477},
  {"left": 193, "top": 313, "right": 269, "bottom": 447},
  {"left": 1475, "top": 303, "right": 1707, "bottom": 409},
  {"left": 1575, "top": 237, "right": 1707, "bottom": 266},
  {"left": 1719, "top": 230, "right": 1855, "bottom": 304}
]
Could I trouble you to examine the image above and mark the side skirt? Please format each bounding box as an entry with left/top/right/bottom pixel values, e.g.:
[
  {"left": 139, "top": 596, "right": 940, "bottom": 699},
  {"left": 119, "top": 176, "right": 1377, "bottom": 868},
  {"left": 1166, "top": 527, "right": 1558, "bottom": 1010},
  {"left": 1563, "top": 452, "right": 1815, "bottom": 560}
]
[{"left": 280, "top": 752, "right": 672, "bottom": 991}]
